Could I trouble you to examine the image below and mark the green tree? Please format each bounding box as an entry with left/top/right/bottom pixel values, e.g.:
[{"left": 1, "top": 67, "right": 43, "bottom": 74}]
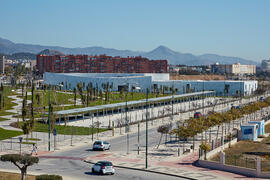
[
  {"left": 157, "top": 124, "right": 171, "bottom": 149},
  {"left": 0, "top": 154, "right": 39, "bottom": 180}
]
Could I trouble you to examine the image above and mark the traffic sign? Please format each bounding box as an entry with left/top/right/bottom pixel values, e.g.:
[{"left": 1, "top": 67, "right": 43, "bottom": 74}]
[{"left": 53, "top": 128, "right": 57, "bottom": 136}]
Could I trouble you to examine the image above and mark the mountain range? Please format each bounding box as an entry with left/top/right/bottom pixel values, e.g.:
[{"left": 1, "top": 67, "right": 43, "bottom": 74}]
[{"left": 0, "top": 37, "right": 258, "bottom": 65}]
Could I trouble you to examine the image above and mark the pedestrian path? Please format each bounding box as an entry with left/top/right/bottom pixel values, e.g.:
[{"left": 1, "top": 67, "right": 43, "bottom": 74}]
[{"left": 84, "top": 151, "right": 257, "bottom": 180}]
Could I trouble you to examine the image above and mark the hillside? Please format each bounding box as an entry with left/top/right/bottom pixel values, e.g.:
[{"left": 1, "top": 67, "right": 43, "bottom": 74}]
[{"left": 0, "top": 37, "right": 258, "bottom": 65}]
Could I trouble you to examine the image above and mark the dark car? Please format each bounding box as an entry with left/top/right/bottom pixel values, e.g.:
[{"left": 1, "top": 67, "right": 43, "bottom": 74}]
[{"left": 194, "top": 112, "right": 202, "bottom": 119}]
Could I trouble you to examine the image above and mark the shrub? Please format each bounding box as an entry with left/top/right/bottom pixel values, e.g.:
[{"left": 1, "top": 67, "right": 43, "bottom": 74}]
[{"left": 36, "top": 174, "right": 63, "bottom": 180}]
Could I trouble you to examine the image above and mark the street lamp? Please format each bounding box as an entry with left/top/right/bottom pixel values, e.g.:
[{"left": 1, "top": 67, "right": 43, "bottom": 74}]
[
  {"left": 19, "top": 137, "right": 23, "bottom": 154},
  {"left": 145, "top": 88, "right": 149, "bottom": 168},
  {"left": 125, "top": 83, "right": 129, "bottom": 154},
  {"left": 124, "top": 83, "right": 140, "bottom": 155},
  {"left": 48, "top": 83, "right": 63, "bottom": 151}
]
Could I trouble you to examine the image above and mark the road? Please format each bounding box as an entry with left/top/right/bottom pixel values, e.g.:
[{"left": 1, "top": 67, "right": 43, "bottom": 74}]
[
  {"left": 0, "top": 95, "right": 267, "bottom": 179},
  {"left": 0, "top": 125, "right": 187, "bottom": 180}
]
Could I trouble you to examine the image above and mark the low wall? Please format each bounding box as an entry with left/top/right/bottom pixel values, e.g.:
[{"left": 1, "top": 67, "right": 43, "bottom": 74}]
[
  {"left": 206, "top": 138, "right": 238, "bottom": 159},
  {"left": 198, "top": 159, "right": 270, "bottom": 178},
  {"left": 198, "top": 160, "right": 258, "bottom": 177}
]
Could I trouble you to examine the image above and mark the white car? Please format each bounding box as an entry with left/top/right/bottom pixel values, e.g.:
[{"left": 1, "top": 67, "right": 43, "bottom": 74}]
[
  {"left": 92, "top": 161, "right": 115, "bottom": 175},
  {"left": 93, "top": 141, "right": 110, "bottom": 151}
]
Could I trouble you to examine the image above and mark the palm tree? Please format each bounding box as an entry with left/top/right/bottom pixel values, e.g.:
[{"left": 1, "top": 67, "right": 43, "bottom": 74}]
[{"left": 73, "top": 87, "right": 77, "bottom": 106}]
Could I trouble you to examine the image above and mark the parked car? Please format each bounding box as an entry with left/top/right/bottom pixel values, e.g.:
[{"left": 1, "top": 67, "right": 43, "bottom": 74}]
[
  {"left": 92, "top": 161, "right": 115, "bottom": 175},
  {"left": 194, "top": 112, "right": 202, "bottom": 119},
  {"left": 260, "top": 97, "right": 265, "bottom": 101},
  {"left": 231, "top": 105, "right": 240, "bottom": 110},
  {"left": 93, "top": 141, "right": 110, "bottom": 151}
]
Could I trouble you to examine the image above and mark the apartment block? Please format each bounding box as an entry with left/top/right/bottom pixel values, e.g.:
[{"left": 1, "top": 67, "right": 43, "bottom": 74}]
[
  {"left": 0, "top": 56, "right": 5, "bottom": 74},
  {"left": 37, "top": 54, "right": 167, "bottom": 74},
  {"left": 211, "top": 63, "right": 256, "bottom": 75}
]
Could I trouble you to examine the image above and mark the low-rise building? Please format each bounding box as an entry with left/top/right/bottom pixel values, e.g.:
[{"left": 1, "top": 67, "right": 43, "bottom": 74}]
[
  {"left": 0, "top": 56, "right": 5, "bottom": 74},
  {"left": 211, "top": 63, "right": 256, "bottom": 75},
  {"left": 44, "top": 72, "right": 257, "bottom": 97},
  {"left": 261, "top": 60, "right": 270, "bottom": 72}
]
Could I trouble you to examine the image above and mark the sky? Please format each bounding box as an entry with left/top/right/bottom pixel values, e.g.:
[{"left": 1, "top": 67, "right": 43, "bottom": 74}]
[{"left": 0, "top": 0, "right": 270, "bottom": 61}]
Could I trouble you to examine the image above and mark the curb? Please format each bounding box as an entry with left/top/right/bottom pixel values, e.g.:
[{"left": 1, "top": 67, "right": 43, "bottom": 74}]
[{"left": 84, "top": 160, "right": 196, "bottom": 180}]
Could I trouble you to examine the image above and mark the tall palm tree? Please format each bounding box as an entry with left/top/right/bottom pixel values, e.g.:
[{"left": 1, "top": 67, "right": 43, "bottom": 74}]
[{"left": 73, "top": 87, "right": 77, "bottom": 106}]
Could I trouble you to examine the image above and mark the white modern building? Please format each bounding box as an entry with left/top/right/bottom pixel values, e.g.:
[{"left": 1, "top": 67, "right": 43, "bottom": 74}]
[{"left": 44, "top": 72, "right": 257, "bottom": 96}]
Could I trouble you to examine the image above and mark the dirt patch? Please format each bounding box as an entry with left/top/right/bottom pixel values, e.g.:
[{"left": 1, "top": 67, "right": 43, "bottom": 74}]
[
  {"left": 170, "top": 74, "right": 225, "bottom": 80},
  {"left": 0, "top": 171, "right": 35, "bottom": 180}
]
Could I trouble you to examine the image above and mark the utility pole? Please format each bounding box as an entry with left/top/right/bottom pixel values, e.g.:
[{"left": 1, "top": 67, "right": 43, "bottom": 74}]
[
  {"left": 125, "top": 84, "right": 129, "bottom": 154},
  {"left": 137, "top": 121, "right": 140, "bottom": 155},
  {"left": 48, "top": 85, "right": 51, "bottom": 151},
  {"left": 145, "top": 88, "right": 149, "bottom": 169},
  {"left": 92, "top": 114, "right": 94, "bottom": 141},
  {"left": 171, "top": 82, "right": 174, "bottom": 121}
]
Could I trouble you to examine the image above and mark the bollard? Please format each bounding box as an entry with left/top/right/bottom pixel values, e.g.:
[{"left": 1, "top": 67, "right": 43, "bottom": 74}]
[{"left": 112, "top": 121, "right": 114, "bottom": 136}]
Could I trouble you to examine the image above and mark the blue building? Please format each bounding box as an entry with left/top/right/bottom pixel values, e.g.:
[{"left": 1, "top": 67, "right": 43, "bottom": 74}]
[
  {"left": 248, "top": 120, "right": 265, "bottom": 136},
  {"left": 241, "top": 123, "right": 258, "bottom": 141}
]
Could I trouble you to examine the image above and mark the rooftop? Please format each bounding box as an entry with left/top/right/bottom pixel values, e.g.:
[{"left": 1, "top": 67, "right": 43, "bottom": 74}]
[{"left": 55, "top": 91, "right": 214, "bottom": 116}]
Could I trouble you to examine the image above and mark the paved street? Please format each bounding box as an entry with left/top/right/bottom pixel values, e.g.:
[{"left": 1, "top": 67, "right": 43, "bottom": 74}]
[{"left": 0, "top": 91, "right": 269, "bottom": 179}]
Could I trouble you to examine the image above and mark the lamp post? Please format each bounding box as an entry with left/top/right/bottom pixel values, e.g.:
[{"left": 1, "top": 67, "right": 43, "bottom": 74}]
[
  {"left": 145, "top": 88, "right": 149, "bottom": 168},
  {"left": 19, "top": 137, "right": 23, "bottom": 154},
  {"left": 48, "top": 85, "right": 51, "bottom": 151},
  {"left": 171, "top": 82, "right": 174, "bottom": 121},
  {"left": 48, "top": 83, "right": 63, "bottom": 151},
  {"left": 125, "top": 83, "right": 129, "bottom": 154}
]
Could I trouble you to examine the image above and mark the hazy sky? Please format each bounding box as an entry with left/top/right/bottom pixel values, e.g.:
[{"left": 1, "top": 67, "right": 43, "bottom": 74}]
[{"left": 0, "top": 0, "right": 269, "bottom": 61}]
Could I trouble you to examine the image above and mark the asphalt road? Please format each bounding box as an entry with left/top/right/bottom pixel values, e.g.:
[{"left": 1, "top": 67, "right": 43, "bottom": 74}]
[
  {"left": 0, "top": 96, "right": 256, "bottom": 179},
  {"left": 0, "top": 126, "right": 186, "bottom": 180}
]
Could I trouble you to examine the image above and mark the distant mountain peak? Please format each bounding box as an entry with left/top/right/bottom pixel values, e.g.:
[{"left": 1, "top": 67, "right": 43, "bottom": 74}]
[
  {"left": 150, "top": 45, "right": 176, "bottom": 54},
  {"left": 38, "top": 49, "right": 64, "bottom": 56},
  {"left": 0, "top": 37, "right": 258, "bottom": 65}
]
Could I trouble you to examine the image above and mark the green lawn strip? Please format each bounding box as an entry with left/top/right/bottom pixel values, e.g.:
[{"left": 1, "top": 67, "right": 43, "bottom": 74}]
[
  {"left": 24, "top": 138, "right": 41, "bottom": 141},
  {"left": 0, "top": 117, "right": 9, "bottom": 121},
  {"left": 26, "top": 90, "right": 167, "bottom": 109},
  {"left": 0, "top": 128, "right": 23, "bottom": 140},
  {"left": 21, "top": 141, "right": 36, "bottom": 145},
  {"left": 16, "top": 122, "right": 109, "bottom": 135},
  {"left": 210, "top": 123, "right": 270, "bottom": 171},
  {"left": 0, "top": 97, "right": 17, "bottom": 116}
]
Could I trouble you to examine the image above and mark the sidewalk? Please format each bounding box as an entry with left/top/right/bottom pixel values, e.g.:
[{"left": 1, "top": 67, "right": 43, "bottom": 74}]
[{"left": 84, "top": 151, "right": 258, "bottom": 180}]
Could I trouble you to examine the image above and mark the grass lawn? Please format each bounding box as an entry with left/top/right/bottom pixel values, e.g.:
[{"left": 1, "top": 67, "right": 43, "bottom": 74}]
[
  {"left": 16, "top": 121, "right": 109, "bottom": 135},
  {"left": 210, "top": 123, "right": 270, "bottom": 171},
  {"left": 24, "top": 138, "right": 41, "bottom": 141},
  {"left": 21, "top": 89, "right": 168, "bottom": 119},
  {"left": 0, "top": 86, "right": 18, "bottom": 118},
  {"left": 0, "top": 117, "right": 9, "bottom": 121},
  {"left": 0, "top": 128, "right": 23, "bottom": 140},
  {"left": 0, "top": 171, "right": 35, "bottom": 180}
]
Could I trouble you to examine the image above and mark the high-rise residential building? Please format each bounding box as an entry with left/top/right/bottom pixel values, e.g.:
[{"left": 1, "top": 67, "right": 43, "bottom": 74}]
[
  {"left": 36, "top": 54, "right": 168, "bottom": 74},
  {"left": 0, "top": 56, "right": 5, "bottom": 74},
  {"left": 261, "top": 60, "right": 270, "bottom": 72},
  {"left": 211, "top": 63, "right": 256, "bottom": 75}
]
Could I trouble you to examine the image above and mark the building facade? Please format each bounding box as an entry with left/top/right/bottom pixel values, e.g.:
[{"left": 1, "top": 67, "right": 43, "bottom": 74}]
[
  {"left": 211, "top": 63, "right": 256, "bottom": 75},
  {"left": 37, "top": 54, "right": 167, "bottom": 74},
  {"left": 0, "top": 56, "right": 5, "bottom": 74},
  {"left": 44, "top": 72, "right": 257, "bottom": 96},
  {"left": 261, "top": 60, "right": 270, "bottom": 72}
]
